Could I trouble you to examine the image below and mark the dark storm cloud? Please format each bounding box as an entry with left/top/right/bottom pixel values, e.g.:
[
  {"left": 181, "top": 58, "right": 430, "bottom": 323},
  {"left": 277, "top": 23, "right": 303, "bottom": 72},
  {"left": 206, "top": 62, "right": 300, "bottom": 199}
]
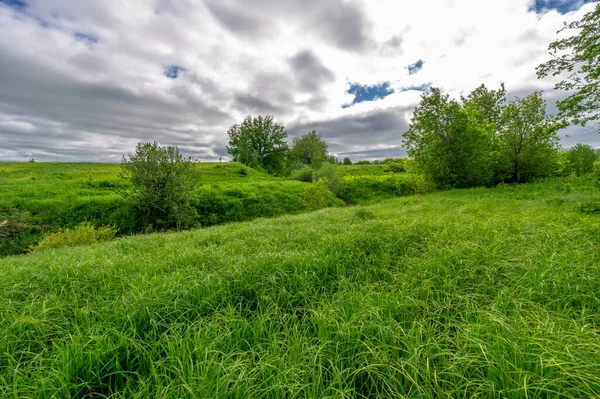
[
  {"left": 288, "top": 106, "right": 412, "bottom": 158},
  {"left": 289, "top": 50, "right": 335, "bottom": 92}
]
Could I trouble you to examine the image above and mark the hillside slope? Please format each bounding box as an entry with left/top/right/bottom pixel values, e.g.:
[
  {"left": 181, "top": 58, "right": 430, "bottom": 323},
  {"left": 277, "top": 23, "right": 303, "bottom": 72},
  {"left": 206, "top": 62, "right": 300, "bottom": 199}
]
[{"left": 1, "top": 178, "right": 599, "bottom": 398}]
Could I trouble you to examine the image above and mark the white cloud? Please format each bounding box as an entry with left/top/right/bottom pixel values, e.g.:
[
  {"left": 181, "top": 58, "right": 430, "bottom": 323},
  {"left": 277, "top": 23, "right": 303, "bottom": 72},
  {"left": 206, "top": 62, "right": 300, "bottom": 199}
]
[{"left": 0, "top": 0, "right": 597, "bottom": 162}]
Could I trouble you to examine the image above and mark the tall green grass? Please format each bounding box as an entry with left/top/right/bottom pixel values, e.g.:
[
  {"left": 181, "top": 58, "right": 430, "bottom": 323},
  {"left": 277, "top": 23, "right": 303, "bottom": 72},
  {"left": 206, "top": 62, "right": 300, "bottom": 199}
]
[
  {"left": 0, "top": 163, "right": 305, "bottom": 256},
  {"left": 1, "top": 178, "right": 599, "bottom": 397}
]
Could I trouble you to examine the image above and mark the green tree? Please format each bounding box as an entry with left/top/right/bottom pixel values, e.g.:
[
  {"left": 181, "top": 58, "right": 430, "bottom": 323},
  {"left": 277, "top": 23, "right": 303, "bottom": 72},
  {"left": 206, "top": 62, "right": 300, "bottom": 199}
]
[
  {"left": 227, "top": 115, "right": 288, "bottom": 174},
  {"left": 497, "top": 92, "right": 560, "bottom": 183},
  {"left": 565, "top": 143, "right": 600, "bottom": 175},
  {"left": 342, "top": 157, "right": 353, "bottom": 165},
  {"left": 121, "top": 142, "right": 200, "bottom": 230},
  {"left": 290, "top": 130, "right": 329, "bottom": 168},
  {"left": 537, "top": 1, "right": 600, "bottom": 128},
  {"left": 402, "top": 87, "right": 494, "bottom": 188}
]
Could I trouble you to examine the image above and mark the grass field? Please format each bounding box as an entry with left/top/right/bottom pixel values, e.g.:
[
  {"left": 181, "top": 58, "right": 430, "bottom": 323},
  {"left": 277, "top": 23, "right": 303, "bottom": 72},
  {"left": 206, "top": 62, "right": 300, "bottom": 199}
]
[
  {"left": 0, "top": 162, "right": 309, "bottom": 256},
  {"left": 0, "top": 162, "right": 414, "bottom": 257},
  {"left": 1, "top": 177, "right": 599, "bottom": 397}
]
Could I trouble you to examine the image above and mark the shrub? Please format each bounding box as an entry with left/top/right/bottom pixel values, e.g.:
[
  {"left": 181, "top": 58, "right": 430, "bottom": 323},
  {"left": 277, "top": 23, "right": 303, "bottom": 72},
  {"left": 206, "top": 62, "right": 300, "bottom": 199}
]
[
  {"left": 290, "top": 166, "right": 314, "bottom": 183},
  {"left": 565, "top": 143, "right": 599, "bottom": 176},
  {"left": 339, "top": 174, "right": 415, "bottom": 204},
  {"left": 383, "top": 161, "right": 406, "bottom": 174},
  {"left": 29, "top": 222, "right": 118, "bottom": 252},
  {"left": 121, "top": 142, "right": 201, "bottom": 230},
  {"left": 594, "top": 161, "right": 600, "bottom": 178},
  {"left": 301, "top": 179, "right": 344, "bottom": 211},
  {"left": 313, "top": 164, "right": 344, "bottom": 197}
]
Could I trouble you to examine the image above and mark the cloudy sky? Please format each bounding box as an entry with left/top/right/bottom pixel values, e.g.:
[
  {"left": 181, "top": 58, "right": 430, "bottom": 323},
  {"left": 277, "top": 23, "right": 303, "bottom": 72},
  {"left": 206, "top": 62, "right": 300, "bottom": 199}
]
[{"left": 0, "top": 0, "right": 598, "bottom": 162}]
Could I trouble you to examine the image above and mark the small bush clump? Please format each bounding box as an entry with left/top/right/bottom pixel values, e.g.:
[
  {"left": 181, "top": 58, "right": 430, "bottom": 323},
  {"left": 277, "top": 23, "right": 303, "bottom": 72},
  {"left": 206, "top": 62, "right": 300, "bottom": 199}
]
[
  {"left": 289, "top": 166, "right": 314, "bottom": 182},
  {"left": 29, "top": 222, "right": 118, "bottom": 252},
  {"left": 301, "top": 179, "right": 344, "bottom": 210}
]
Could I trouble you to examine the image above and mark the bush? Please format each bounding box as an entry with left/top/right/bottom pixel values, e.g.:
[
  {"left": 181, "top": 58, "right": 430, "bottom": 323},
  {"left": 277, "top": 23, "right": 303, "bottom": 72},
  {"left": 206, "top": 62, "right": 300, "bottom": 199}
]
[
  {"left": 383, "top": 161, "right": 406, "bottom": 174},
  {"left": 313, "top": 164, "right": 344, "bottom": 197},
  {"left": 289, "top": 166, "right": 314, "bottom": 183},
  {"left": 192, "top": 182, "right": 307, "bottom": 226},
  {"left": 565, "top": 143, "right": 599, "bottom": 176},
  {"left": 301, "top": 179, "right": 344, "bottom": 211},
  {"left": 594, "top": 161, "right": 600, "bottom": 178},
  {"left": 29, "top": 222, "right": 118, "bottom": 252},
  {"left": 121, "top": 142, "right": 201, "bottom": 230},
  {"left": 340, "top": 175, "right": 415, "bottom": 204}
]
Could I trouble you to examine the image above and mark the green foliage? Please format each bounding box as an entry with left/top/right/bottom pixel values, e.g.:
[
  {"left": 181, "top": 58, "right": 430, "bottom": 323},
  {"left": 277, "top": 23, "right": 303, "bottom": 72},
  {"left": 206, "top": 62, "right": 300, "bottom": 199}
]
[
  {"left": 342, "top": 157, "right": 352, "bottom": 165},
  {"left": 192, "top": 182, "right": 307, "bottom": 226},
  {"left": 404, "top": 86, "right": 560, "bottom": 187},
  {"left": 354, "top": 207, "right": 376, "bottom": 220},
  {"left": 565, "top": 143, "right": 599, "bottom": 176},
  {"left": 537, "top": 1, "right": 600, "bottom": 127},
  {"left": 312, "top": 163, "right": 344, "bottom": 197},
  {"left": 403, "top": 87, "right": 496, "bottom": 188},
  {"left": 0, "top": 162, "right": 313, "bottom": 256},
  {"left": 289, "top": 165, "right": 314, "bottom": 182},
  {"left": 301, "top": 179, "right": 344, "bottom": 210},
  {"left": 29, "top": 222, "right": 117, "bottom": 252},
  {"left": 577, "top": 200, "right": 600, "bottom": 214},
  {"left": 227, "top": 115, "right": 289, "bottom": 174},
  {"left": 355, "top": 160, "right": 372, "bottom": 165},
  {"left": 121, "top": 142, "right": 200, "bottom": 230},
  {"left": 2, "top": 179, "right": 600, "bottom": 397},
  {"left": 497, "top": 92, "right": 561, "bottom": 183},
  {"left": 383, "top": 161, "right": 406, "bottom": 173},
  {"left": 290, "top": 130, "right": 328, "bottom": 168},
  {"left": 339, "top": 174, "right": 415, "bottom": 204}
]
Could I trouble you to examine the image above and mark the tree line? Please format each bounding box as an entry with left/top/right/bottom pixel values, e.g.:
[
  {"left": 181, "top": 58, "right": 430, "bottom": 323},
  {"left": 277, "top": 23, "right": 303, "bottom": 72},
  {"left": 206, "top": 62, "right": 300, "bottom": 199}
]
[{"left": 226, "top": 115, "right": 351, "bottom": 175}]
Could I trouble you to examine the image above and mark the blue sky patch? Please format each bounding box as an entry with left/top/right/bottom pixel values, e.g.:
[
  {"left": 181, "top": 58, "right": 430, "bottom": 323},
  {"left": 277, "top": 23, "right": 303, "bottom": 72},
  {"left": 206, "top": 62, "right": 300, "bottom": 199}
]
[
  {"left": 342, "top": 81, "right": 394, "bottom": 108},
  {"left": 400, "top": 84, "right": 430, "bottom": 93},
  {"left": 530, "top": 0, "right": 583, "bottom": 14},
  {"left": 164, "top": 65, "right": 187, "bottom": 79},
  {"left": 0, "top": 0, "right": 27, "bottom": 10},
  {"left": 407, "top": 59, "right": 425, "bottom": 75}
]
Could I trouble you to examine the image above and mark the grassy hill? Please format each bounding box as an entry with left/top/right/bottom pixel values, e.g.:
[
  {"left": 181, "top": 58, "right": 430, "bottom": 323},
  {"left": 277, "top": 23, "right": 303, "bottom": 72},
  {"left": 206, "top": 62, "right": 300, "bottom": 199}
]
[
  {"left": 0, "top": 162, "right": 416, "bottom": 257},
  {"left": 0, "top": 162, "right": 308, "bottom": 256},
  {"left": 1, "top": 177, "right": 599, "bottom": 397}
]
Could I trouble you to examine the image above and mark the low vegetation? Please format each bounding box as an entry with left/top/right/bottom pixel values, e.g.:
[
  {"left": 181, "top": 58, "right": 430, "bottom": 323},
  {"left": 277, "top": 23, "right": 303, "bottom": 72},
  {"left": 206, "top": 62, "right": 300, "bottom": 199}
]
[
  {"left": 0, "top": 160, "right": 425, "bottom": 256},
  {"left": 1, "top": 177, "right": 599, "bottom": 397}
]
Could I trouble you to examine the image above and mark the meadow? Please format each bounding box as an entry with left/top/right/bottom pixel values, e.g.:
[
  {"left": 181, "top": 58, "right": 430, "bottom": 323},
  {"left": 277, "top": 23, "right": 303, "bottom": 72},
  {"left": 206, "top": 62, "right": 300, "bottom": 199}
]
[
  {"left": 0, "top": 162, "right": 418, "bottom": 256},
  {"left": 1, "top": 175, "right": 599, "bottom": 397}
]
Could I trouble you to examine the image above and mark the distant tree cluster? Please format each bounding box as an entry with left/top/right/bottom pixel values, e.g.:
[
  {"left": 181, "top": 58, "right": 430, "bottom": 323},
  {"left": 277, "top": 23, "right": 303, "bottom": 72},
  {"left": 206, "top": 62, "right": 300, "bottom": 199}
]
[
  {"left": 226, "top": 115, "right": 339, "bottom": 175},
  {"left": 403, "top": 85, "right": 562, "bottom": 188}
]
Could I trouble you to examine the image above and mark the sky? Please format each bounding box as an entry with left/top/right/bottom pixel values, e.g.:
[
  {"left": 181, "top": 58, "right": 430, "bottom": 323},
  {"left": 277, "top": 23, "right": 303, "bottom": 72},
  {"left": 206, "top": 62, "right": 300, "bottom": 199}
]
[{"left": 0, "top": 0, "right": 598, "bottom": 162}]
